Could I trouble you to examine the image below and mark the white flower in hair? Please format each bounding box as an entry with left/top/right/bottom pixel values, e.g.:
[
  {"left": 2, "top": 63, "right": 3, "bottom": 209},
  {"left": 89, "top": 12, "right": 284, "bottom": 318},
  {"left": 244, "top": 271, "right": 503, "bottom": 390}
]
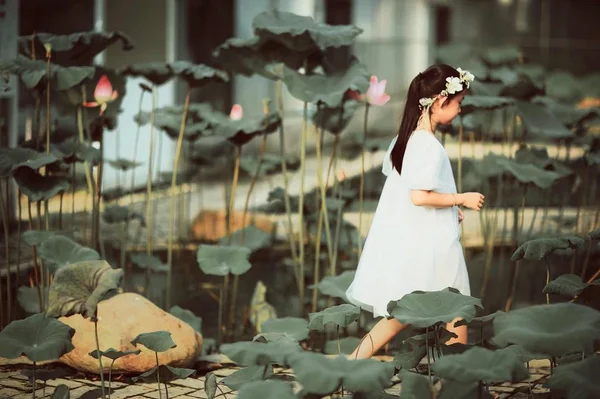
[
  {"left": 419, "top": 97, "right": 435, "bottom": 109},
  {"left": 445, "top": 77, "right": 463, "bottom": 95},
  {"left": 457, "top": 67, "right": 474, "bottom": 88}
]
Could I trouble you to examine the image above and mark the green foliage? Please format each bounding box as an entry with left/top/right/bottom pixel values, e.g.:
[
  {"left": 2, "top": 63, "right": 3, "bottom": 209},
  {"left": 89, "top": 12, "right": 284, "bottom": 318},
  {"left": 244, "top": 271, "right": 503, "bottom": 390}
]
[
  {"left": 219, "top": 340, "right": 302, "bottom": 367},
  {"left": 0, "top": 313, "right": 75, "bottom": 362},
  {"left": 88, "top": 347, "right": 141, "bottom": 361},
  {"left": 308, "top": 304, "right": 360, "bottom": 331},
  {"left": 237, "top": 380, "right": 297, "bottom": 399},
  {"left": 261, "top": 317, "right": 309, "bottom": 341},
  {"left": 545, "top": 355, "right": 600, "bottom": 399},
  {"left": 132, "top": 365, "right": 196, "bottom": 383},
  {"left": 13, "top": 167, "right": 70, "bottom": 202},
  {"left": 38, "top": 235, "right": 100, "bottom": 271},
  {"left": 397, "top": 371, "right": 433, "bottom": 399},
  {"left": 169, "top": 306, "right": 202, "bottom": 333},
  {"left": 512, "top": 236, "right": 585, "bottom": 261},
  {"left": 309, "top": 271, "right": 355, "bottom": 303},
  {"left": 131, "top": 331, "right": 177, "bottom": 352},
  {"left": 197, "top": 244, "right": 252, "bottom": 276},
  {"left": 221, "top": 365, "right": 273, "bottom": 391}
]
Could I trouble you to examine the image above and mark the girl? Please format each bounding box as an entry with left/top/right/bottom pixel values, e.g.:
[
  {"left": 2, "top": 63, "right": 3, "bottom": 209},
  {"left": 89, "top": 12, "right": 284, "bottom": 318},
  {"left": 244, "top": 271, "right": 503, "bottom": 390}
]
[{"left": 346, "top": 64, "right": 485, "bottom": 359}]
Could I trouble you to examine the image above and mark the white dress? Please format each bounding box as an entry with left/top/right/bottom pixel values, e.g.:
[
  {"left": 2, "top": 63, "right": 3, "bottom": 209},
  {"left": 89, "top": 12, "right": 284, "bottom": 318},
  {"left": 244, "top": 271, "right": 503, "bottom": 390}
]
[{"left": 346, "top": 129, "right": 471, "bottom": 318}]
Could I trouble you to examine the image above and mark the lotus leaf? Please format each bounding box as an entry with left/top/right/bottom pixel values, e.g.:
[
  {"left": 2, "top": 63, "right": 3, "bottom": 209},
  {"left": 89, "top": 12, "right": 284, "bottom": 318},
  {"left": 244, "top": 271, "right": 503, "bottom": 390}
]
[
  {"left": 130, "top": 253, "right": 168, "bottom": 272},
  {"left": 51, "top": 137, "right": 101, "bottom": 165},
  {"left": 460, "top": 95, "right": 515, "bottom": 115},
  {"left": 585, "top": 151, "right": 600, "bottom": 166},
  {"left": 219, "top": 340, "right": 302, "bottom": 366},
  {"left": 545, "top": 71, "right": 583, "bottom": 103},
  {"left": 21, "top": 368, "right": 70, "bottom": 382},
  {"left": 50, "top": 384, "right": 70, "bottom": 399},
  {"left": 287, "top": 351, "right": 394, "bottom": 395},
  {"left": 0, "top": 148, "right": 59, "bottom": 177},
  {"left": 386, "top": 288, "right": 483, "bottom": 329},
  {"left": 118, "top": 62, "right": 174, "bottom": 85},
  {"left": 516, "top": 100, "right": 573, "bottom": 139},
  {"left": 489, "top": 67, "right": 520, "bottom": 86},
  {"left": 212, "top": 36, "right": 280, "bottom": 80},
  {"left": 205, "top": 373, "right": 217, "bottom": 399},
  {"left": 135, "top": 110, "right": 211, "bottom": 142},
  {"left": 168, "top": 61, "right": 229, "bottom": 87},
  {"left": 454, "top": 311, "right": 503, "bottom": 328},
  {"left": 0, "top": 313, "right": 75, "bottom": 362},
  {"left": 431, "top": 346, "right": 529, "bottom": 383},
  {"left": 197, "top": 244, "right": 252, "bottom": 276},
  {"left": 221, "top": 365, "right": 273, "bottom": 391},
  {"left": 261, "top": 317, "right": 309, "bottom": 341},
  {"left": 545, "top": 355, "right": 600, "bottom": 399},
  {"left": 253, "top": 332, "right": 299, "bottom": 346},
  {"left": 132, "top": 364, "right": 195, "bottom": 384},
  {"left": 252, "top": 10, "right": 363, "bottom": 52},
  {"left": 237, "top": 380, "right": 297, "bottom": 399},
  {"left": 312, "top": 99, "right": 360, "bottom": 134},
  {"left": 214, "top": 111, "right": 281, "bottom": 146},
  {"left": 533, "top": 96, "right": 600, "bottom": 127},
  {"left": 324, "top": 336, "right": 362, "bottom": 355},
  {"left": 511, "top": 236, "right": 585, "bottom": 261},
  {"left": 22, "top": 230, "right": 71, "bottom": 247},
  {"left": 170, "top": 306, "right": 202, "bottom": 333},
  {"left": 46, "top": 260, "right": 123, "bottom": 318},
  {"left": 105, "top": 158, "right": 142, "bottom": 171},
  {"left": 218, "top": 225, "right": 272, "bottom": 252},
  {"left": 88, "top": 347, "right": 141, "bottom": 360},
  {"left": 492, "top": 303, "right": 600, "bottom": 357},
  {"left": 481, "top": 46, "right": 522, "bottom": 66},
  {"left": 397, "top": 371, "right": 433, "bottom": 399},
  {"left": 282, "top": 60, "right": 369, "bottom": 106},
  {"left": 102, "top": 205, "right": 145, "bottom": 226},
  {"left": 438, "top": 381, "right": 493, "bottom": 399},
  {"left": 393, "top": 341, "right": 427, "bottom": 371},
  {"left": 131, "top": 331, "right": 177, "bottom": 352},
  {"left": 543, "top": 274, "right": 599, "bottom": 298},
  {"left": 38, "top": 235, "right": 100, "bottom": 271},
  {"left": 12, "top": 167, "right": 70, "bottom": 202},
  {"left": 308, "top": 304, "right": 360, "bottom": 331},
  {"left": 310, "top": 270, "right": 355, "bottom": 302},
  {"left": 17, "top": 286, "right": 47, "bottom": 314},
  {"left": 19, "top": 31, "right": 134, "bottom": 64}
]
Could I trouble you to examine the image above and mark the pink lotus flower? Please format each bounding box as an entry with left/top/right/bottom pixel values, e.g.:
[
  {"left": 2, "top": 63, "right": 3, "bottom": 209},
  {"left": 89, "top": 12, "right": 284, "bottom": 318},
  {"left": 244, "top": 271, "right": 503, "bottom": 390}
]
[
  {"left": 229, "top": 104, "right": 243, "bottom": 120},
  {"left": 83, "top": 75, "right": 118, "bottom": 115},
  {"left": 365, "top": 76, "right": 390, "bottom": 106}
]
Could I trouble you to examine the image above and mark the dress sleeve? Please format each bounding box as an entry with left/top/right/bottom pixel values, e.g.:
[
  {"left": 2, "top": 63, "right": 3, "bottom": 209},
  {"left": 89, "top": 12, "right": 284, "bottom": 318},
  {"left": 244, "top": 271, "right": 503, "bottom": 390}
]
[
  {"left": 402, "top": 137, "right": 444, "bottom": 191},
  {"left": 381, "top": 135, "right": 397, "bottom": 177}
]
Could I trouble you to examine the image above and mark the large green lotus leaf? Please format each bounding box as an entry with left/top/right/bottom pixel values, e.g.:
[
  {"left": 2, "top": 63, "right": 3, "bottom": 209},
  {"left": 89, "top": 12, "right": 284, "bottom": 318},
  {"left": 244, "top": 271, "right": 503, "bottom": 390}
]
[
  {"left": 130, "top": 253, "right": 168, "bottom": 272},
  {"left": 0, "top": 55, "right": 95, "bottom": 90},
  {"left": 169, "top": 61, "right": 229, "bottom": 87},
  {"left": 282, "top": 60, "right": 369, "bottom": 106},
  {"left": 212, "top": 111, "right": 281, "bottom": 146},
  {"left": 405, "top": 327, "right": 457, "bottom": 349},
  {"left": 190, "top": 137, "right": 235, "bottom": 166},
  {"left": 17, "top": 286, "right": 46, "bottom": 314},
  {"left": 309, "top": 270, "right": 355, "bottom": 302},
  {"left": 218, "top": 225, "right": 272, "bottom": 252},
  {"left": 393, "top": 341, "right": 427, "bottom": 371},
  {"left": 387, "top": 288, "right": 483, "bottom": 329},
  {"left": 252, "top": 332, "right": 299, "bottom": 346},
  {"left": 51, "top": 137, "right": 101, "bottom": 165},
  {"left": 460, "top": 96, "right": 515, "bottom": 115},
  {"left": 312, "top": 99, "right": 360, "bottom": 135},
  {"left": 481, "top": 46, "right": 522, "bottom": 66},
  {"left": 438, "top": 381, "right": 493, "bottom": 399},
  {"left": 89, "top": 347, "right": 141, "bottom": 361},
  {"left": 252, "top": 10, "right": 363, "bottom": 52},
  {"left": 545, "top": 71, "right": 583, "bottom": 103},
  {"left": 170, "top": 305, "right": 202, "bottom": 333},
  {"left": 324, "top": 336, "right": 362, "bottom": 355},
  {"left": 197, "top": 244, "right": 252, "bottom": 276},
  {"left": 513, "top": 63, "right": 546, "bottom": 84},
  {"left": 584, "top": 151, "right": 600, "bottom": 166},
  {"left": 514, "top": 145, "right": 572, "bottom": 178},
  {"left": 135, "top": 110, "right": 211, "bottom": 142},
  {"left": 454, "top": 311, "right": 504, "bottom": 328},
  {"left": 492, "top": 303, "right": 600, "bottom": 357},
  {"left": 511, "top": 236, "right": 585, "bottom": 261},
  {"left": 589, "top": 228, "right": 600, "bottom": 240},
  {"left": 102, "top": 204, "right": 145, "bottom": 227},
  {"left": 543, "top": 274, "right": 599, "bottom": 298},
  {"left": 431, "top": 346, "right": 529, "bottom": 383},
  {"left": 219, "top": 340, "right": 302, "bottom": 367},
  {"left": 308, "top": 304, "right": 360, "bottom": 331},
  {"left": 13, "top": 167, "right": 70, "bottom": 202},
  {"left": 19, "top": 31, "right": 134, "bottom": 64},
  {"left": 0, "top": 148, "right": 59, "bottom": 177},
  {"left": 237, "top": 380, "right": 297, "bottom": 399},
  {"left": 497, "top": 156, "right": 562, "bottom": 189},
  {"left": 516, "top": 101, "right": 573, "bottom": 139},
  {"left": 545, "top": 355, "right": 600, "bottom": 399},
  {"left": 131, "top": 331, "right": 177, "bottom": 352},
  {"left": 468, "top": 80, "right": 504, "bottom": 96},
  {"left": 221, "top": 365, "right": 274, "bottom": 391},
  {"left": 239, "top": 153, "right": 286, "bottom": 177},
  {"left": 205, "top": 373, "right": 217, "bottom": 399},
  {"left": 46, "top": 260, "right": 123, "bottom": 318},
  {"left": 532, "top": 96, "right": 600, "bottom": 128},
  {"left": 500, "top": 344, "right": 549, "bottom": 363},
  {"left": 489, "top": 67, "right": 520, "bottom": 86},
  {"left": 212, "top": 37, "right": 279, "bottom": 80},
  {"left": 397, "top": 371, "right": 433, "bottom": 399},
  {"left": 22, "top": 230, "right": 72, "bottom": 247},
  {"left": 261, "top": 317, "right": 309, "bottom": 341},
  {"left": 50, "top": 384, "right": 70, "bottom": 399},
  {"left": 132, "top": 365, "right": 195, "bottom": 383},
  {"left": 105, "top": 158, "right": 142, "bottom": 171},
  {"left": 118, "top": 62, "right": 174, "bottom": 85},
  {"left": 38, "top": 235, "right": 100, "bottom": 271},
  {"left": 0, "top": 313, "right": 75, "bottom": 362},
  {"left": 287, "top": 351, "right": 394, "bottom": 395}
]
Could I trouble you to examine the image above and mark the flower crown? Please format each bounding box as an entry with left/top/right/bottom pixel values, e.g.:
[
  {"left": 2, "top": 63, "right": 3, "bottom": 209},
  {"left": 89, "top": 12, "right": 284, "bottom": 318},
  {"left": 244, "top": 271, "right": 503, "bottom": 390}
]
[{"left": 418, "top": 68, "right": 475, "bottom": 110}]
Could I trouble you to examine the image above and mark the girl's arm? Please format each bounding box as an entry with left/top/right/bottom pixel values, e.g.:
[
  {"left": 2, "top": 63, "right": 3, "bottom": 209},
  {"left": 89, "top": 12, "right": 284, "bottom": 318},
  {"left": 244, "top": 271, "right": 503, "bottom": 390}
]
[{"left": 411, "top": 190, "right": 484, "bottom": 210}]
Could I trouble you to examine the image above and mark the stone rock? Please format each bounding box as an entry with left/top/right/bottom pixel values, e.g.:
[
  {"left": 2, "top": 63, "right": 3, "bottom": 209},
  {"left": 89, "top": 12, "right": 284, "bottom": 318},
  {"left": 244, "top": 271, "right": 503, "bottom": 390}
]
[{"left": 59, "top": 293, "right": 202, "bottom": 374}]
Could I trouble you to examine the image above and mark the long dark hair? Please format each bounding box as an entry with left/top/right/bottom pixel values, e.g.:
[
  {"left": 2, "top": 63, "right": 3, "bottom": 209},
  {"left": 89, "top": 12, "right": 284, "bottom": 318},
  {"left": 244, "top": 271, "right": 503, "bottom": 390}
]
[{"left": 390, "top": 64, "right": 462, "bottom": 174}]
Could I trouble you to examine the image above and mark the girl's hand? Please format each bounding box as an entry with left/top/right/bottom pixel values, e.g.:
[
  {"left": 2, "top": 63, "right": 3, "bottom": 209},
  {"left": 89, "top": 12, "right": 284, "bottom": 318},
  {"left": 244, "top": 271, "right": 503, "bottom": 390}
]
[
  {"left": 458, "top": 208, "right": 464, "bottom": 224},
  {"left": 459, "top": 192, "right": 485, "bottom": 211}
]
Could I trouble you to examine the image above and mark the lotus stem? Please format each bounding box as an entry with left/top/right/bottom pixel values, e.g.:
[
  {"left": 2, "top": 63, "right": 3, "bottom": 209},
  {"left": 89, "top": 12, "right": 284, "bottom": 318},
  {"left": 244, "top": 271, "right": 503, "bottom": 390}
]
[
  {"left": 166, "top": 87, "right": 191, "bottom": 309},
  {"left": 93, "top": 318, "right": 107, "bottom": 399},
  {"left": 526, "top": 206, "right": 539, "bottom": 239},
  {"left": 154, "top": 351, "right": 162, "bottom": 399},
  {"left": 58, "top": 192, "right": 64, "bottom": 229},
  {"left": 145, "top": 86, "right": 158, "bottom": 259},
  {"left": 227, "top": 145, "right": 242, "bottom": 334},
  {"left": 358, "top": 103, "right": 370, "bottom": 259},
  {"left": 164, "top": 382, "right": 169, "bottom": 399},
  {"left": 0, "top": 180, "right": 10, "bottom": 326},
  {"left": 95, "top": 136, "right": 106, "bottom": 259},
  {"left": 27, "top": 199, "right": 42, "bottom": 311},
  {"left": 121, "top": 90, "right": 146, "bottom": 282},
  {"left": 242, "top": 134, "right": 267, "bottom": 233},
  {"left": 15, "top": 189, "right": 22, "bottom": 318},
  {"left": 544, "top": 257, "right": 551, "bottom": 305},
  {"left": 575, "top": 164, "right": 589, "bottom": 236},
  {"left": 519, "top": 185, "right": 527, "bottom": 241},
  {"left": 77, "top": 106, "right": 95, "bottom": 244},
  {"left": 275, "top": 78, "right": 299, "bottom": 268},
  {"left": 108, "top": 359, "right": 115, "bottom": 399},
  {"left": 71, "top": 166, "right": 76, "bottom": 226},
  {"left": 425, "top": 326, "right": 431, "bottom": 382},
  {"left": 32, "top": 361, "right": 37, "bottom": 399},
  {"left": 505, "top": 260, "right": 521, "bottom": 311},
  {"left": 297, "top": 101, "right": 309, "bottom": 310}
]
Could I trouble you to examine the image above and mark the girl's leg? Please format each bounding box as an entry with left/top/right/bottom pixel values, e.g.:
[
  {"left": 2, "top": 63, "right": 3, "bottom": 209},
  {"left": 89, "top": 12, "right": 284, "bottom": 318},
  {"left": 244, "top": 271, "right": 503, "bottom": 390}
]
[
  {"left": 445, "top": 317, "right": 467, "bottom": 345},
  {"left": 350, "top": 317, "right": 409, "bottom": 359}
]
